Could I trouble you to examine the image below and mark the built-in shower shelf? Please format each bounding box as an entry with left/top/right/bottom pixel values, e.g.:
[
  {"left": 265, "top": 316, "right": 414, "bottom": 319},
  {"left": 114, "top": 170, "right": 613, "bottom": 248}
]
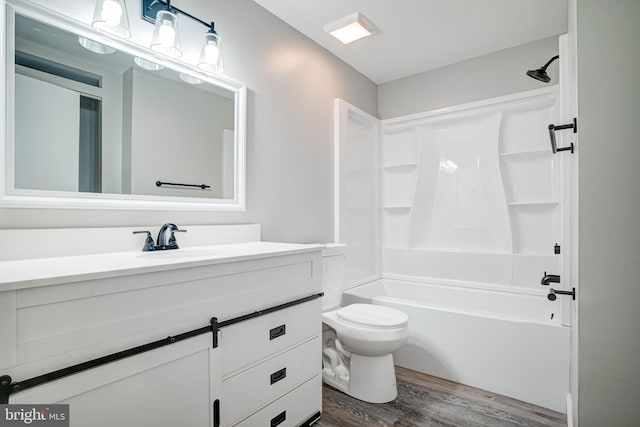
[
  {"left": 381, "top": 205, "right": 412, "bottom": 210},
  {"left": 381, "top": 163, "right": 418, "bottom": 171},
  {"left": 499, "top": 149, "right": 551, "bottom": 158},
  {"left": 508, "top": 201, "right": 559, "bottom": 207}
]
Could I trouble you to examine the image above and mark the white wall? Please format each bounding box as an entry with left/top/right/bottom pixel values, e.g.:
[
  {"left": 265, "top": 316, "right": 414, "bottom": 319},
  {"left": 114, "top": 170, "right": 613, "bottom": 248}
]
[
  {"left": 125, "top": 68, "right": 233, "bottom": 199},
  {"left": 0, "top": 0, "right": 377, "bottom": 244},
  {"left": 576, "top": 0, "right": 640, "bottom": 425},
  {"left": 378, "top": 36, "right": 560, "bottom": 119}
]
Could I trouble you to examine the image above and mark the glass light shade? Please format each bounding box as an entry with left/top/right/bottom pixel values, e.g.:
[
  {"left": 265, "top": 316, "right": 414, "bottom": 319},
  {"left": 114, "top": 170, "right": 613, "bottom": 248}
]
[
  {"left": 78, "top": 36, "right": 116, "bottom": 54},
  {"left": 134, "top": 57, "right": 164, "bottom": 71},
  {"left": 92, "top": 0, "right": 131, "bottom": 39},
  {"left": 150, "top": 10, "right": 182, "bottom": 58},
  {"left": 179, "top": 73, "right": 203, "bottom": 85},
  {"left": 197, "top": 32, "right": 224, "bottom": 73}
]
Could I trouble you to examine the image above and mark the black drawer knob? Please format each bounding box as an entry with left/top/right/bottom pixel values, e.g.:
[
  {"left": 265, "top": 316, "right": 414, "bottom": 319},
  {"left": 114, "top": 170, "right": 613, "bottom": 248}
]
[
  {"left": 269, "top": 324, "right": 286, "bottom": 340},
  {"left": 270, "top": 367, "right": 287, "bottom": 385},
  {"left": 271, "top": 410, "right": 286, "bottom": 427}
]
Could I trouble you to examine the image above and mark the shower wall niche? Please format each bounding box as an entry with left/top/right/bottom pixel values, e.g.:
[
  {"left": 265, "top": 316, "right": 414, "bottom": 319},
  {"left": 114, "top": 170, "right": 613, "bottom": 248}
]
[{"left": 378, "top": 87, "right": 563, "bottom": 291}]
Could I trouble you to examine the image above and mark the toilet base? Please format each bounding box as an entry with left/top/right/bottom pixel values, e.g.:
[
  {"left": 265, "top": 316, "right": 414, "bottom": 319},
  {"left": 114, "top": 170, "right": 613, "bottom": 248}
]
[{"left": 323, "top": 353, "right": 398, "bottom": 403}]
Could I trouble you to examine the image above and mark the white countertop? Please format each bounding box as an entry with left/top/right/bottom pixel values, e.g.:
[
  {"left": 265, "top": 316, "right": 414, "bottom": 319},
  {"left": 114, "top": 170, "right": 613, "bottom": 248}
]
[{"left": 0, "top": 241, "right": 325, "bottom": 292}]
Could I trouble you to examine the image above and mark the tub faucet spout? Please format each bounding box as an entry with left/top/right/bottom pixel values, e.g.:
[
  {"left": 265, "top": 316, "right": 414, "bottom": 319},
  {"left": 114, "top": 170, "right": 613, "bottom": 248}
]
[{"left": 541, "top": 272, "right": 560, "bottom": 286}]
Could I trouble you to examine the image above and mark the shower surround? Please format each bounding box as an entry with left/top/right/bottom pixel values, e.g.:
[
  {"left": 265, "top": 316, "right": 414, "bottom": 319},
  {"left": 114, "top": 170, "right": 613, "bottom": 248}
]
[{"left": 334, "top": 85, "right": 571, "bottom": 411}]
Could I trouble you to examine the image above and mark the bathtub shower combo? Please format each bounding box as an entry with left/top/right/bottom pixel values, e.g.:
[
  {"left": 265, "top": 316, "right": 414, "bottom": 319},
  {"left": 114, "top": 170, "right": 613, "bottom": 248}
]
[{"left": 331, "top": 77, "right": 573, "bottom": 411}]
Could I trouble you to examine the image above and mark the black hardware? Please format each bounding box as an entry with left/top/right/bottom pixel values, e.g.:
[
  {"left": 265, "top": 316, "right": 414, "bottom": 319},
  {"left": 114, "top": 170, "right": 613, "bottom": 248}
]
[
  {"left": 0, "top": 375, "right": 11, "bottom": 404},
  {"left": 270, "top": 368, "right": 287, "bottom": 385},
  {"left": 541, "top": 272, "right": 560, "bottom": 286},
  {"left": 270, "top": 324, "right": 286, "bottom": 340},
  {"left": 156, "top": 181, "right": 211, "bottom": 190},
  {"left": 142, "top": 0, "right": 216, "bottom": 33},
  {"left": 133, "top": 231, "right": 156, "bottom": 251},
  {"left": 218, "top": 293, "right": 324, "bottom": 329},
  {"left": 554, "top": 243, "right": 561, "bottom": 255},
  {"left": 1, "top": 319, "right": 219, "bottom": 401},
  {"left": 300, "top": 412, "right": 322, "bottom": 427},
  {"left": 133, "top": 224, "right": 186, "bottom": 251},
  {"left": 213, "top": 399, "right": 220, "bottom": 427},
  {"left": 547, "top": 287, "right": 576, "bottom": 301},
  {"left": 211, "top": 317, "right": 219, "bottom": 348},
  {"left": 548, "top": 118, "right": 577, "bottom": 154},
  {"left": 526, "top": 55, "right": 559, "bottom": 83},
  {"left": 270, "top": 410, "right": 286, "bottom": 427}
]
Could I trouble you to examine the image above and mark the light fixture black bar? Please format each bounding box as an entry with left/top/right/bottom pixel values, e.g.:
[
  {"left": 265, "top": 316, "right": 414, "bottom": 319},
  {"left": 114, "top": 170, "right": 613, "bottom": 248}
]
[
  {"left": 0, "top": 319, "right": 218, "bottom": 404},
  {"left": 156, "top": 180, "right": 211, "bottom": 190},
  {"left": 142, "top": 0, "right": 213, "bottom": 30}
]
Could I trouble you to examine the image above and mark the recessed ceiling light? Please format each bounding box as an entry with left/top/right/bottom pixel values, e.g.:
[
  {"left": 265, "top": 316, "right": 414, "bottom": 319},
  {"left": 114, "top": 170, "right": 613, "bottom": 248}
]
[
  {"left": 324, "top": 12, "right": 377, "bottom": 45},
  {"left": 179, "top": 73, "right": 203, "bottom": 85}
]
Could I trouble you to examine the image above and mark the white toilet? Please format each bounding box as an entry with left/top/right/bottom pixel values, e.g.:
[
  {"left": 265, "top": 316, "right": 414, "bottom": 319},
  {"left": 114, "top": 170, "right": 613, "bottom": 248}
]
[{"left": 321, "top": 244, "right": 409, "bottom": 403}]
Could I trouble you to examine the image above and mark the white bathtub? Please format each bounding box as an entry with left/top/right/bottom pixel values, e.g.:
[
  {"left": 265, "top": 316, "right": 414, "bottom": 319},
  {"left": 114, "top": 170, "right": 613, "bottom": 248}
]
[{"left": 342, "top": 279, "right": 570, "bottom": 412}]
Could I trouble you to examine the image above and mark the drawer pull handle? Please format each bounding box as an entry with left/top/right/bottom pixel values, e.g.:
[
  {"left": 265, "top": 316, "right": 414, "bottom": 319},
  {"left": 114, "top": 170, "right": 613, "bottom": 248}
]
[
  {"left": 269, "top": 324, "right": 286, "bottom": 340},
  {"left": 270, "top": 367, "right": 287, "bottom": 385},
  {"left": 271, "top": 410, "right": 286, "bottom": 427}
]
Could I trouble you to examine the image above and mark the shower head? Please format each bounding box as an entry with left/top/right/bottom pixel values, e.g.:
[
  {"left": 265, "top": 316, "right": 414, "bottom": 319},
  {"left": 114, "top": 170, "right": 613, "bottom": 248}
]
[{"left": 526, "top": 55, "right": 559, "bottom": 83}]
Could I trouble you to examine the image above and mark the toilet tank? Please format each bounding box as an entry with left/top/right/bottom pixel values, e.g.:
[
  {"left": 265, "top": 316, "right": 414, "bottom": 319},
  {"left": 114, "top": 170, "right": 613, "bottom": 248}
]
[{"left": 322, "top": 244, "right": 346, "bottom": 311}]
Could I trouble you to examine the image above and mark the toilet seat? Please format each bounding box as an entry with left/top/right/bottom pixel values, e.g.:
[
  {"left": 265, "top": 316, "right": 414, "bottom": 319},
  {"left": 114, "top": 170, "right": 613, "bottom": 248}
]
[{"left": 337, "top": 304, "right": 408, "bottom": 329}]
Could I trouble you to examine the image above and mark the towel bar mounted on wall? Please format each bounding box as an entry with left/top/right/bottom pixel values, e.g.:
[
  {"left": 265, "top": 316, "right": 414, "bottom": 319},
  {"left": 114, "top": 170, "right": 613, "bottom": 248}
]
[
  {"left": 156, "top": 180, "right": 211, "bottom": 190},
  {"left": 548, "top": 118, "right": 577, "bottom": 154}
]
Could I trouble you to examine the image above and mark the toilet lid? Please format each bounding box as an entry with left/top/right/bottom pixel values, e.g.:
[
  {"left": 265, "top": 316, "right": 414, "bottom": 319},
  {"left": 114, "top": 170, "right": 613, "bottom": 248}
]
[{"left": 337, "top": 304, "right": 408, "bottom": 329}]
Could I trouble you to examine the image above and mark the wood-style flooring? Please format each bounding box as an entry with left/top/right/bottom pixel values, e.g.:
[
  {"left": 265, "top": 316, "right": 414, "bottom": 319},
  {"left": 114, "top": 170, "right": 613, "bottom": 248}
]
[{"left": 315, "top": 366, "right": 567, "bottom": 427}]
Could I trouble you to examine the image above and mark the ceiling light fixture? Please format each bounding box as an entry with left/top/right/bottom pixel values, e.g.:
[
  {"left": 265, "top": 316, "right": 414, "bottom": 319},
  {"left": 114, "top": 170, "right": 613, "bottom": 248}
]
[
  {"left": 324, "top": 12, "right": 377, "bottom": 45},
  {"left": 92, "top": 0, "right": 131, "bottom": 39},
  {"left": 142, "top": 0, "right": 224, "bottom": 73}
]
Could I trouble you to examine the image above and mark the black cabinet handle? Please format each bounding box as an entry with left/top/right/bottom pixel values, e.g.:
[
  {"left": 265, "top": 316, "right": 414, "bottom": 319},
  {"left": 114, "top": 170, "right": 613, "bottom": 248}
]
[
  {"left": 271, "top": 410, "right": 286, "bottom": 427},
  {"left": 270, "top": 367, "right": 287, "bottom": 385},
  {"left": 269, "top": 324, "right": 286, "bottom": 340}
]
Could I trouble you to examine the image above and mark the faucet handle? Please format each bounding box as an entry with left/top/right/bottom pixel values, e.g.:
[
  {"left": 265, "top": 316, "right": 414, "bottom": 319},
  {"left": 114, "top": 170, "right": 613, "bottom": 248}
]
[
  {"left": 168, "top": 229, "right": 186, "bottom": 248},
  {"left": 133, "top": 231, "right": 156, "bottom": 251}
]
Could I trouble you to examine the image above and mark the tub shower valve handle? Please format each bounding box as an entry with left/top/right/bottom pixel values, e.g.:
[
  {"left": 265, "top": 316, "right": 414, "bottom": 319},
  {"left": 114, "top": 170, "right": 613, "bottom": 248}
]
[{"left": 547, "top": 287, "right": 576, "bottom": 301}]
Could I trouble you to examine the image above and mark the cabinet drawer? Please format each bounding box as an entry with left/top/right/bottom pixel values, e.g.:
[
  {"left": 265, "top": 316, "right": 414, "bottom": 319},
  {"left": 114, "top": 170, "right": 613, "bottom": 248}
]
[
  {"left": 234, "top": 375, "right": 321, "bottom": 427},
  {"left": 221, "top": 299, "right": 320, "bottom": 376},
  {"left": 222, "top": 337, "right": 320, "bottom": 426}
]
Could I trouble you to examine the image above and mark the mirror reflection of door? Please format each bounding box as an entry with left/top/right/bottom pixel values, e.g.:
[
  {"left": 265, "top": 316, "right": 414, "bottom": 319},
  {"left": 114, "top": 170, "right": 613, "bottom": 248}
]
[{"left": 15, "top": 60, "right": 102, "bottom": 193}]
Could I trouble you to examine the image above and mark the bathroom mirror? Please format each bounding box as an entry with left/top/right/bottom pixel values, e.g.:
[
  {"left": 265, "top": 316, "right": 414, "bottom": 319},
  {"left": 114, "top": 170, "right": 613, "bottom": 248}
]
[{"left": 1, "top": 4, "right": 246, "bottom": 210}]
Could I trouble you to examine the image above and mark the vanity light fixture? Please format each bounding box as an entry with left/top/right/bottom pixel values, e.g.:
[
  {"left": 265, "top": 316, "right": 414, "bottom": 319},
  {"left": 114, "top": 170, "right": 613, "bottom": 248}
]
[
  {"left": 78, "top": 36, "right": 116, "bottom": 54},
  {"left": 92, "top": 0, "right": 131, "bottom": 39},
  {"left": 142, "top": 0, "right": 224, "bottom": 73},
  {"left": 324, "top": 12, "right": 377, "bottom": 45},
  {"left": 179, "top": 72, "right": 203, "bottom": 85},
  {"left": 134, "top": 56, "right": 164, "bottom": 71}
]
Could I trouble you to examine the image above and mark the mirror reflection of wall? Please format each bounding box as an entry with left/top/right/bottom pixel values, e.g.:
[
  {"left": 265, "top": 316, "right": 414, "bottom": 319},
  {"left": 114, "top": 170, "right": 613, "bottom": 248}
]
[{"left": 12, "top": 14, "right": 236, "bottom": 200}]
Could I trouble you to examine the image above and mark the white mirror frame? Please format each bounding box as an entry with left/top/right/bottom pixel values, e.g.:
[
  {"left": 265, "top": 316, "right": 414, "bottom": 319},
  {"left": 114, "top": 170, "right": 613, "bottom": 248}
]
[{"left": 0, "top": 0, "right": 247, "bottom": 211}]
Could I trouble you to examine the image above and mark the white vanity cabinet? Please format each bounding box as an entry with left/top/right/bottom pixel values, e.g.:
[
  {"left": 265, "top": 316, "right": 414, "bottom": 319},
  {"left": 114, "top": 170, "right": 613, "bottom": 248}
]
[
  {"left": 220, "top": 299, "right": 322, "bottom": 426},
  {"left": 0, "top": 240, "right": 324, "bottom": 427}
]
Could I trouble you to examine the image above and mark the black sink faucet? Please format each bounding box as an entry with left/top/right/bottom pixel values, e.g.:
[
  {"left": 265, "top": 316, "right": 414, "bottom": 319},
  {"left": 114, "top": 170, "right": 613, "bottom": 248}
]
[
  {"left": 133, "top": 223, "right": 186, "bottom": 251},
  {"left": 540, "top": 272, "right": 560, "bottom": 286}
]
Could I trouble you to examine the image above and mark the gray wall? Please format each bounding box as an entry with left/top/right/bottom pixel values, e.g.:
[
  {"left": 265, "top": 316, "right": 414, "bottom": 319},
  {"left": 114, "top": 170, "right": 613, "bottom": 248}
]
[
  {"left": 378, "top": 36, "right": 560, "bottom": 119},
  {"left": 1, "top": 0, "right": 377, "bottom": 243},
  {"left": 576, "top": 0, "right": 640, "bottom": 425}
]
